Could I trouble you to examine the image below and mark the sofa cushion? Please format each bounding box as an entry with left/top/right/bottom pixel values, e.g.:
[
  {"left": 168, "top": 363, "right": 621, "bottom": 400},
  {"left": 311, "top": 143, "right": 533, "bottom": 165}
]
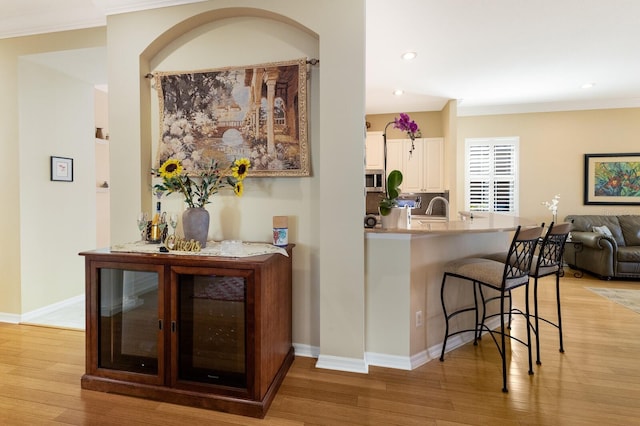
[
  {"left": 618, "top": 246, "right": 640, "bottom": 262},
  {"left": 592, "top": 225, "right": 614, "bottom": 238},
  {"left": 618, "top": 215, "right": 640, "bottom": 246},
  {"left": 565, "top": 215, "right": 625, "bottom": 246}
]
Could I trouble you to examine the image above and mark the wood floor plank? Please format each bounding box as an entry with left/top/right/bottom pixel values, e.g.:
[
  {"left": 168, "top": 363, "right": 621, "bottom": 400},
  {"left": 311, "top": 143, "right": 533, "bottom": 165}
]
[{"left": 0, "top": 271, "right": 639, "bottom": 424}]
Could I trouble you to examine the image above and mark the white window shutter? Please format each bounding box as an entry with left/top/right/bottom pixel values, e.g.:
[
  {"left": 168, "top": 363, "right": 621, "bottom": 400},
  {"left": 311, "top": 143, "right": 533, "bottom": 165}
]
[{"left": 465, "top": 138, "right": 519, "bottom": 215}]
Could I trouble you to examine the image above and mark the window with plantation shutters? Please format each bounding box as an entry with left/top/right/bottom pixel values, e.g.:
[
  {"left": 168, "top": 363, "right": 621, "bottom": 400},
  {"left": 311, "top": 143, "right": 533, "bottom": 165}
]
[{"left": 465, "top": 138, "right": 519, "bottom": 215}]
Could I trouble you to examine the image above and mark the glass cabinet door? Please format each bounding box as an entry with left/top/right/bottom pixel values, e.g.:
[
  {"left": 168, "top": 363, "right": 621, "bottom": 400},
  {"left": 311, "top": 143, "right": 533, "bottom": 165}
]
[
  {"left": 96, "top": 265, "right": 163, "bottom": 380},
  {"left": 173, "top": 269, "right": 250, "bottom": 390}
]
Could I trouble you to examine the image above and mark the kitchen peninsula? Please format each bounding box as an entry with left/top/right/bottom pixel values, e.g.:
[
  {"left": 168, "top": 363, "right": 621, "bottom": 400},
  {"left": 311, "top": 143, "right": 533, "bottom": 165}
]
[{"left": 364, "top": 213, "right": 537, "bottom": 370}]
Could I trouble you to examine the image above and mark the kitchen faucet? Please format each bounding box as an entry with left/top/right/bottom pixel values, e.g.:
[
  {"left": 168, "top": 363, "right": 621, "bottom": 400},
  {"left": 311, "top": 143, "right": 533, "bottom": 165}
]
[{"left": 425, "top": 196, "right": 449, "bottom": 221}]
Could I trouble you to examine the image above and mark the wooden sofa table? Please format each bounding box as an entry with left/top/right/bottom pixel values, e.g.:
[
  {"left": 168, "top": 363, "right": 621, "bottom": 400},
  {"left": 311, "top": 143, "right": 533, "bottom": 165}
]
[{"left": 79, "top": 244, "right": 294, "bottom": 418}]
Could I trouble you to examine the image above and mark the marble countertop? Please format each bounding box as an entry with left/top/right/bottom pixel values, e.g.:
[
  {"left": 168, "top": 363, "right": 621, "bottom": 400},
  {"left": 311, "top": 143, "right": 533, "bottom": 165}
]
[{"left": 366, "top": 212, "right": 538, "bottom": 236}]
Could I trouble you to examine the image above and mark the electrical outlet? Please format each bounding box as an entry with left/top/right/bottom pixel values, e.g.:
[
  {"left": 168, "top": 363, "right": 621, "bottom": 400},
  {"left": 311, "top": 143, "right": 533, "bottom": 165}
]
[{"left": 415, "top": 310, "right": 423, "bottom": 327}]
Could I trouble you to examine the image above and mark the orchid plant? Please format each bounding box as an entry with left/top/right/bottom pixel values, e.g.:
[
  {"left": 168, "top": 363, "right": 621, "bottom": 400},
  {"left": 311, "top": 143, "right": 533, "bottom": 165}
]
[
  {"left": 393, "top": 113, "right": 421, "bottom": 139},
  {"left": 542, "top": 194, "right": 560, "bottom": 222},
  {"left": 384, "top": 112, "right": 422, "bottom": 156},
  {"left": 379, "top": 170, "right": 403, "bottom": 216}
]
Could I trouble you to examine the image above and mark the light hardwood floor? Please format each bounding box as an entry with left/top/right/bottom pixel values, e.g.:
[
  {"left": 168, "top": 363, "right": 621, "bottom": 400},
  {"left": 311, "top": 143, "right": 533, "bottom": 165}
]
[{"left": 2, "top": 270, "right": 640, "bottom": 425}]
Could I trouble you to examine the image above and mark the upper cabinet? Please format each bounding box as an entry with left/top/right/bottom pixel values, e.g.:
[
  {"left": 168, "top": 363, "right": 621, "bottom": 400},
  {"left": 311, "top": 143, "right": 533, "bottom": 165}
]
[
  {"left": 385, "top": 139, "right": 404, "bottom": 177},
  {"left": 365, "top": 131, "right": 384, "bottom": 170},
  {"left": 422, "top": 138, "right": 444, "bottom": 192},
  {"left": 365, "top": 133, "right": 444, "bottom": 193},
  {"left": 388, "top": 138, "right": 444, "bottom": 193}
]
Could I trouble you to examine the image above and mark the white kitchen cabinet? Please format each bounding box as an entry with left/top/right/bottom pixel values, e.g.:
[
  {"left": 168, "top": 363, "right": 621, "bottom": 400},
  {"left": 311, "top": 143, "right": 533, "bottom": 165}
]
[
  {"left": 390, "top": 138, "right": 444, "bottom": 193},
  {"left": 365, "top": 131, "right": 384, "bottom": 170},
  {"left": 422, "top": 138, "right": 444, "bottom": 192},
  {"left": 385, "top": 139, "right": 404, "bottom": 178}
]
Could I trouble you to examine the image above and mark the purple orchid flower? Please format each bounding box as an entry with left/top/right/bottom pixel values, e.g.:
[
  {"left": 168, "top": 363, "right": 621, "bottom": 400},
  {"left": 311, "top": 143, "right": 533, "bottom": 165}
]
[{"left": 393, "top": 113, "right": 421, "bottom": 140}]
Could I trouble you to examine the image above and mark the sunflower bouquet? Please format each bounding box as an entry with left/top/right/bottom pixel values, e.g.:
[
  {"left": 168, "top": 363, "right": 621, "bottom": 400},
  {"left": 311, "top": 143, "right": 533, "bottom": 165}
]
[{"left": 153, "top": 157, "right": 251, "bottom": 208}]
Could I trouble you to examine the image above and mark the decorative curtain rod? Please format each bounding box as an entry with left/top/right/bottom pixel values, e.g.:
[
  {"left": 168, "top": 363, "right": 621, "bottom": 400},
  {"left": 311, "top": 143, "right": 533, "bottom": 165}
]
[{"left": 144, "top": 58, "right": 319, "bottom": 79}]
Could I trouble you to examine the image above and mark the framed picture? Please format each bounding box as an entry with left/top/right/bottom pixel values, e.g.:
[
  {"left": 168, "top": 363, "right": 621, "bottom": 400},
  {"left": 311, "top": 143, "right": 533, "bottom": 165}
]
[
  {"left": 584, "top": 153, "right": 640, "bottom": 205},
  {"left": 155, "top": 58, "right": 309, "bottom": 177},
  {"left": 51, "top": 156, "right": 74, "bottom": 182}
]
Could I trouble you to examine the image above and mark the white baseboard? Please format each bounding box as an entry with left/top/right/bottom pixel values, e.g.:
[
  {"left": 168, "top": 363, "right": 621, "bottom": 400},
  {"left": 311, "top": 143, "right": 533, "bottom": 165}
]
[
  {"left": 293, "top": 343, "right": 370, "bottom": 374},
  {"left": 411, "top": 350, "right": 432, "bottom": 369},
  {"left": 20, "top": 294, "right": 84, "bottom": 323},
  {"left": 295, "top": 345, "right": 439, "bottom": 372},
  {"left": 315, "top": 354, "right": 369, "bottom": 374},
  {"left": 293, "top": 343, "right": 320, "bottom": 358},
  {"left": 365, "top": 349, "right": 432, "bottom": 370},
  {"left": 366, "top": 317, "right": 503, "bottom": 371},
  {"left": 366, "top": 352, "right": 414, "bottom": 370},
  {"left": 0, "top": 313, "right": 20, "bottom": 324},
  {"left": 438, "top": 317, "right": 503, "bottom": 356}
]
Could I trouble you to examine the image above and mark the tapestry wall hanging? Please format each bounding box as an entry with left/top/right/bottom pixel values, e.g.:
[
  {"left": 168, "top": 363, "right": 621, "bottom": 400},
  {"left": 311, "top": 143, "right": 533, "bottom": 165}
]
[{"left": 155, "top": 58, "right": 309, "bottom": 177}]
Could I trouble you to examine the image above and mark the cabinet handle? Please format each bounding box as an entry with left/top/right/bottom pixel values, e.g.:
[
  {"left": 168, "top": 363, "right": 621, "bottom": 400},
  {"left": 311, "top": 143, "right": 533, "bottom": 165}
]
[
  {"left": 171, "top": 321, "right": 176, "bottom": 333},
  {"left": 158, "top": 319, "right": 162, "bottom": 330}
]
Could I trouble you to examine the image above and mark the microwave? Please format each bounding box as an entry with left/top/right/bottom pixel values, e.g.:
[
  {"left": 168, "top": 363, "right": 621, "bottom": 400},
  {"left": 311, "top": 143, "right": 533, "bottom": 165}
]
[{"left": 365, "top": 169, "right": 385, "bottom": 192}]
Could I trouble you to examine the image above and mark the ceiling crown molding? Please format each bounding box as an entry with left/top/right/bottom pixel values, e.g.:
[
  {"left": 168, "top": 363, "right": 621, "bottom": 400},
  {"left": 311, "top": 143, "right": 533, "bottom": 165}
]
[
  {"left": 0, "top": 4, "right": 105, "bottom": 39},
  {"left": 91, "top": 0, "right": 206, "bottom": 15},
  {"left": 0, "top": 0, "right": 205, "bottom": 39},
  {"left": 457, "top": 98, "right": 640, "bottom": 117}
]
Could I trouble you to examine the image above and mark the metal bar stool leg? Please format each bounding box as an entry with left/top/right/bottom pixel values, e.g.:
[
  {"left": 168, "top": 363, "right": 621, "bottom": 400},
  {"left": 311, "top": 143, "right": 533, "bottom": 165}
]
[
  {"left": 473, "top": 281, "right": 481, "bottom": 343},
  {"left": 525, "top": 281, "right": 534, "bottom": 375},
  {"left": 507, "top": 289, "right": 513, "bottom": 329},
  {"left": 556, "top": 272, "right": 565, "bottom": 353},
  {"left": 500, "top": 291, "right": 508, "bottom": 393},
  {"left": 439, "top": 274, "right": 450, "bottom": 362},
  {"left": 534, "top": 276, "right": 542, "bottom": 365},
  {"left": 477, "top": 284, "right": 488, "bottom": 341}
]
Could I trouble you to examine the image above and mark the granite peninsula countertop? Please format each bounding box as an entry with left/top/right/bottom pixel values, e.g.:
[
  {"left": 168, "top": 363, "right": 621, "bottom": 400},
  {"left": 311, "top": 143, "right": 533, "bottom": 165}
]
[{"left": 365, "top": 213, "right": 538, "bottom": 236}]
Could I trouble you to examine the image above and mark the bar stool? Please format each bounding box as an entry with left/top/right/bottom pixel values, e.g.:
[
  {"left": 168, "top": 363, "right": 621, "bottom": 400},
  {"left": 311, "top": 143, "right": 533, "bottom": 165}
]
[
  {"left": 485, "top": 222, "right": 572, "bottom": 365},
  {"left": 530, "top": 222, "right": 572, "bottom": 365},
  {"left": 439, "top": 225, "right": 544, "bottom": 392}
]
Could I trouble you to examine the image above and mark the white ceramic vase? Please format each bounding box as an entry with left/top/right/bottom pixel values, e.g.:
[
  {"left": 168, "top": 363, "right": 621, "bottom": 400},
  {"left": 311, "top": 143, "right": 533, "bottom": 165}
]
[{"left": 380, "top": 207, "right": 401, "bottom": 229}]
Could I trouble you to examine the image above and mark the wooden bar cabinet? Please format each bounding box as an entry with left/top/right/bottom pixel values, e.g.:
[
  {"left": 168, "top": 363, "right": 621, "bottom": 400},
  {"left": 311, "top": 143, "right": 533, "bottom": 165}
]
[{"left": 79, "top": 245, "right": 294, "bottom": 418}]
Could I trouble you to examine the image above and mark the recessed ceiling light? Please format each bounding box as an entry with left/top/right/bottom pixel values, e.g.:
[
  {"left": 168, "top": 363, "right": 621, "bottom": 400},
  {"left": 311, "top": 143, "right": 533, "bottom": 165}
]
[
  {"left": 393, "top": 89, "right": 404, "bottom": 96},
  {"left": 581, "top": 82, "right": 596, "bottom": 89},
  {"left": 401, "top": 51, "right": 417, "bottom": 61}
]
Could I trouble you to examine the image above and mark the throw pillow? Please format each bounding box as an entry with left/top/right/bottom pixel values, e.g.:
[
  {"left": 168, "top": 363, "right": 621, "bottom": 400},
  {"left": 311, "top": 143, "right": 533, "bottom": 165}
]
[{"left": 592, "top": 225, "right": 614, "bottom": 238}]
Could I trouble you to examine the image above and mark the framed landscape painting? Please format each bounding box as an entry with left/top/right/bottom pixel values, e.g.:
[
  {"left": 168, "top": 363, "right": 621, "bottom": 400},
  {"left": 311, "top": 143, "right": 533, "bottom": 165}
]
[
  {"left": 584, "top": 153, "right": 640, "bottom": 205},
  {"left": 155, "top": 58, "right": 309, "bottom": 177}
]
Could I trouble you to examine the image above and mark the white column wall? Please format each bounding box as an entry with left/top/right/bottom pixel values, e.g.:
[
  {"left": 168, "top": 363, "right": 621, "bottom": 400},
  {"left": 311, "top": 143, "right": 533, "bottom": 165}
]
[
  {"left": 18, "top": 59, "right": 96, "bottom": 314},
  {"left": 107, "top": 0, "right": 366, "bottom": 368}
]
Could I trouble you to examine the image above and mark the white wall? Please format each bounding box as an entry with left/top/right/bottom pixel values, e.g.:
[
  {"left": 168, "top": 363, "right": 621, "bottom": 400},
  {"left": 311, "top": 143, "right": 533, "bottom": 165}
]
[
  {"left": 457, "top": 108, "right": 640, "bottom": 224},
  {"left": 18, "top": 58, "right": 96, "bottom": 313},
  {"left": 0, "top": 27, "right": 105, "bottom": 318},
  {"left": 107, "top": 0, "right": 366, "bottom": 367}
]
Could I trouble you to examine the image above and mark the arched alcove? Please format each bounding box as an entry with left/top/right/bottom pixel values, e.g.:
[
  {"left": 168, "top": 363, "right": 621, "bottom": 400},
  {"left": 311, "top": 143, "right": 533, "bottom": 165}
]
[{"left": 135, "top": 8, "right": 319, "bottom": 215}]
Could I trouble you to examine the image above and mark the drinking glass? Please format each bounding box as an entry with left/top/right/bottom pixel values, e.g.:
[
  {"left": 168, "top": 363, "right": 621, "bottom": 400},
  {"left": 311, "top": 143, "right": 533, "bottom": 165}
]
[
  {"left": 157, "top": 222, "right": 167, "bottom": 242},
  {"left": 169, "top": 212, "right": 179, "bottom": 235},
  {"left": 137, "top": 212, "right": 148, "bottom": 242}
]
